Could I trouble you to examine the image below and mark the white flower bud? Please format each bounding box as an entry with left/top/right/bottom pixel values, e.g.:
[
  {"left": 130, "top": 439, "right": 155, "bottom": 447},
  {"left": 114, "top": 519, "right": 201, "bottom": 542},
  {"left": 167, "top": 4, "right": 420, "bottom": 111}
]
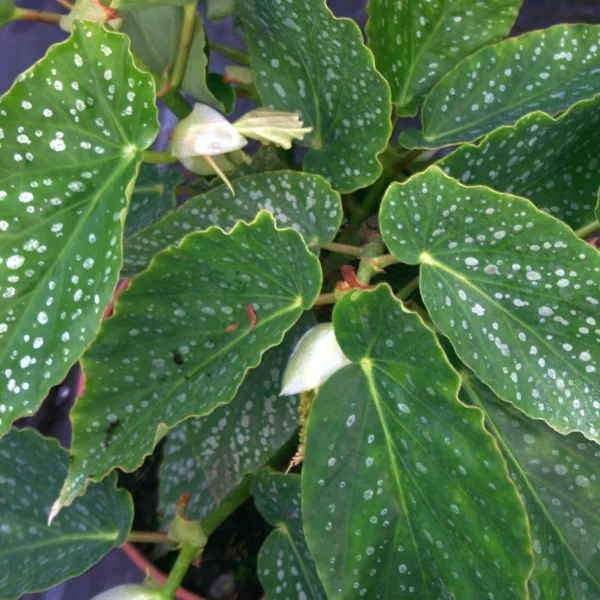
[
  {"left": 280, "top": 323, "right": 351, "bottom": 396},
  {"left": 233, "top": 108, "right": 312, "bottom": 149},
  {"left": 180, "top": 149, "right": 250, "bottom": 177},
  {"left": 170, "top": 104, "right": 247, "bottom": 159},
  {"left": 90, "top": 584, "right": 165, "bottom": 600}
]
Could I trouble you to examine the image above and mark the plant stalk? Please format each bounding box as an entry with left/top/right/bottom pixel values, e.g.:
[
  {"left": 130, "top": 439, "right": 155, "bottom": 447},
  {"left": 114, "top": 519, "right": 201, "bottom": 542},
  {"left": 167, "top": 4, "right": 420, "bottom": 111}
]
[
  {"left": 356, "top": 233, "right": 385, "bottom": 286},
  {"left": 208, "top": 41, "right": 251, "bottom": 66},
  {"left": 170, "top": 3, "right": 197, "bottom": 90},
  {"left": 143, "top": 150, "right": 178, "bottom": 165},
  {"left": 127, "top": 531, "right": 170, "bottom": 544},
  {"left": 373, "top": 254, "right": 400, "bottom": 269},
  {"left": 575, "top": 219, "right": 599, "bottom": 239},
  {"left": 321, "top": 241, "right": 363, "bottom": 258},
  {"left": 314, "top": 292, "right": 337, "bottom": 306},
  {"left": 12, "top": 8, "right": 62, "bottom": 24},
  {"left": 161, "top": 541, "right": 199, "bottom": 599},
  {"left": 397, "top": 276, "right": 420, "bottom": 301}
]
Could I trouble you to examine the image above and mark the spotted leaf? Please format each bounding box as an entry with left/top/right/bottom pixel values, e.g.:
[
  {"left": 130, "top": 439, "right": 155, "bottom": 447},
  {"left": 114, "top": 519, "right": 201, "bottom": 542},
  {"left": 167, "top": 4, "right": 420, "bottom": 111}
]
[
  {"left": 159, "top": 314, "right": 314, "bottom": 527},
  {"left": 253, "top": 470, "right": 326, "bottom": 600},
  {"left": 366, "top": 0, "right": 520, "bottom": 115},
  {"left": 123, "top": 171, "right": 342, "bottom": 277},
  {"left": 379, "top": 167, "right": 600, "bottom": 441},
  {"left": 237, "top": 0, "right": 392, "bottom": 193},
  {"left": 55, "top": 211, "right": 322, "bottom": 512},
  {"left": 461, "top": 372, "right": 600, "bottom": 600},
  {"left": 0, "top": 22, "right": 158, "bottom": 437},
  {"left": 0, "top": 428, "right": 132, "bottom": 600},
  {"left": 400, "top": 24, "right": 600, "bottom": 148},
  {"left": 303, "top": 285, "right": 532, "bottom": 600},
  {"left": 440, "top": 97, "right": 600, "bottom": 230},
  {"left": 121, "top": 5, "right": 226, "bottom": 110},
  {"left": 124, "top": 164, "right": 182, "bottom": 239}
]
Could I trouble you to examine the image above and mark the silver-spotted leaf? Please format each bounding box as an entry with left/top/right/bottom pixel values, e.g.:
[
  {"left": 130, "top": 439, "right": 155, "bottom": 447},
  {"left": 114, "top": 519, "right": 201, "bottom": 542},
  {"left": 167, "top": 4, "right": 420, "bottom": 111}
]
[
  {"left": 123, "top": 171, "right": 342, "bottom": 277},
  {"left": 237, "top": 0, "right": 392, "bottom": 193},
  {"left": 380, "top": 167, "right": 600, "bottom": 441},
  {"left": 400, "top": 24, "right": 600, "bottom": 148},
  {"left": 0, "top": 22, "right": 158, "bottom": 437},
  {"left": 159, "top": 314, "right": 315, "bottom": 526},
  {"left": 56, "top": 211, "right": 322, "bottom": 512},
  {"left": 366, "top": 0, "right": 520, "bottom": 115},
  {"left": 303, "top": 285, "right": 533, "bottom": 600},
  {"left": 462, "top": 373, "right": 600, "bottom": 600},
  {"left": 253, "top": 470, "right": 326, "bottom": 600},
  {"left": 440, "top": 97, "right": 600, "bottom": 230},
  {"left": 123, "top": 164, "right": 183, "bottom": 239},
  {"left": 0, "top": 428, "right": 132, "bottom": 600},
  {"left": 121, "top": 6, "right": 225, "bottom": 110}
]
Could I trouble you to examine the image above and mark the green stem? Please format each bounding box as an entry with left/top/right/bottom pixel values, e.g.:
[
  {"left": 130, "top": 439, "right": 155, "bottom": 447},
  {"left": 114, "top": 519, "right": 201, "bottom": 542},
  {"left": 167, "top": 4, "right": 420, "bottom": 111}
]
[
  {"left": 161, "top": 87, "right": 193, "bottom": 119},
  {"left": 373, "top": 254, "right": 401, "bottom": 269},
  {"left": 12, "top": 8, "right": 62, "bottom": 24},
  {"left": 127, "top": 531, "right": 169, "bottom": 544},
  {"left": 208, "top": 41, "right": 251, "bottom": 66},
  {"left": 314, "top": 292, "right": 337, "bottom": 306},
  {"left": 161, "top": 541, "right": 198, "bottom": 599},
  {"left": 356, "top": 171, "right": 391, "bottom": 226},
  {"left": 321, "top": 241, "right": 363, "bottom": 258},
  {"left": 575, "top": 219, "right": 599, "bottom": 239},
  {"left": 356, "top": 234, "right": 385, "bottom": 286},
  {"left": 170, "top": 3, "right": 197, "bottom": 90},
  {"left": 397, "top": 276, "right": 420, "bottom": 301},
  {"left": 143, "top": 150, "right": 178, "bottom": 165}
]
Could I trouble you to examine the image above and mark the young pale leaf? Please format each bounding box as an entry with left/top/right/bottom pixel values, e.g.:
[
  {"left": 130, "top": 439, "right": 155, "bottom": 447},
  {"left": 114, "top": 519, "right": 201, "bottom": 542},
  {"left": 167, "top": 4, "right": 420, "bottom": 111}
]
[
  {"left": 253, "top": 470, "right": 326, "bottom": 600},
  {"left": 366, "top": 0, "right": 520, "bottom": 115},
  {"left": 55, "top": 212, "right": 322, "bottom": 513},
  {"left": 120, "top": 6, "right": 226, "bottom": 110},
  {"left": 205, "top": 0, "right": 235, "bottom": 22},
  {"left": 159, "top": 314, "right": 315, "bottom": 526},
  {"left": 462, "top": 373, "right": 600, "bottom": 600},
  {"left": 237, "top": 0, "right": 392, "bottom": 193},
  {"left": 379, "top": 167, "right": 600, "bottom": 442},
  {"left": 123, "top": 171, "right": 343, "bottom": 276},
  {"left": 110, "top": 0, "right": 193, "bottom": 10},
  {"left": 440, "top": 97, "right": 600, "bottom": 230},
  {"left": 0, "top": 22, "right": 158, "bottom": 438},
  {"left": 123, "top": 164, "right": 183, "bottom": 239},
  {"left": 400, "top": 24, "right": 600, "bottom": 148},
  {"left": 302, "top": 285, "right": 532, "bottom": 600},
  {"left": 0, "top": 428, "right": 133, "bottom": 599},
  {"left": 91, "top": 585, "right": 165, "bottom": 600}
]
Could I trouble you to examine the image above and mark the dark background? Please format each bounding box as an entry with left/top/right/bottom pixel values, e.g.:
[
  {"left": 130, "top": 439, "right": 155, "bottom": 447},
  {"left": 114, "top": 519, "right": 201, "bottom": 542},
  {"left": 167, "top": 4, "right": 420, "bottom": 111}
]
[{"left": 5, "top": 0, "right": 599, "bottom": 598}]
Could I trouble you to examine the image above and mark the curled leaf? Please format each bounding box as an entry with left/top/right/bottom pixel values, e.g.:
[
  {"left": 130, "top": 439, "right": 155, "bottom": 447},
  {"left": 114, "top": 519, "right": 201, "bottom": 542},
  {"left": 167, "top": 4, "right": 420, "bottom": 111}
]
[
  {"left": 234, "top": 108, "right": 312, "bottom": 149},
  {"left": 280, "top": 323, "right": 351, "bottom": 396}
]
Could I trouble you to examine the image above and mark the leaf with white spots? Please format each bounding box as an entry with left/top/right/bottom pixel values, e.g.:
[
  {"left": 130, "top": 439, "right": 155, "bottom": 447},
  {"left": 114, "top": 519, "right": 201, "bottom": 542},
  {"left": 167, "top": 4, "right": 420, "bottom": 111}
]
[
  {"left": 55, "top": 211, "right": 322, "bottom": 513},
  {"left": 0, "top": 0, "right": 13, "bottom": 27},
  {"left": 121, "top": 5, "right": 226, "bottom": 110},
  {"left": 366, "top": 0, "right": 520, "bottom": 115},
  {"left": 123, "top": 171, "right": 342, "bottom": 277},
  {"left": 461, "top": 373, "right": 600, "bottom": 600},
  {"left": 159, "top": 314, "right": 314, "bottom": 527},
  {"left": 400, "top": 24, "right": 600, "bottom": 148},
  {"left": 379, "top": 167, "right": 600, "bottom": 441},
  {"left": 253, "top": 470, "right": 326, "bottom": 600},
  {"left": 0, "top": 22, "right": 158, "bottom": 438},
  {"left": 124, "top": 164, "right": 182, "bottom": 239},
  {"left": 237, "top": 0, "right": 392, "bottom": 193},
  {"left": 440, "top": 97, "right": 600, "bottom": 230},
  {"left": 0, "top": 428, "right": 132, "bottom": 599},
  {"left": 302, "top": 285, "right": 532, "bottom": 600}
]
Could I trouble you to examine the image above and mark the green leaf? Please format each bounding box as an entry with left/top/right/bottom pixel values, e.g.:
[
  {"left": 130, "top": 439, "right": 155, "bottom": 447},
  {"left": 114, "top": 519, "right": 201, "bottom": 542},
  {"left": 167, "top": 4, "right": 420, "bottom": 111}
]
[
  {"left": 379, "top": 167, "right": 600, "bottom": 442},
  {"left": 205, "top": 0, "right": 235, "bottom": 22},
  {"left": 253, "top": 470, "right": 326, "bottom": 600},
  {"left": 303, "top": 285, "right": 532, "bottom": 600},
  {"left": 400, "top": 24, "right": 600, "bottom": 148},
  {"left": 124, "top": 164, "right": 183, "bottom": 239},
  {"left": 0, "top": 22, "right": 158, "bottom": 437},
  {"left": 55, "top": 211, "right": 322, "bottom": 512},
  {"left": 237, "top": 0, "right": 392, "bottom": 193},
  {"left": 159, "top": 314, "right": 314, "bottom": 526},
  {"left": 439, "top": 97, "right": 600, "bottom": 230},
  {"left": 461, "top": 373, "right": 600, "bottom": 600},
  {"left": 123, "top": 171, "right": 342, "bottom": 277},
  {"left": 0, "top": 0, "right": 13, "bottom": 27},
  {"left": 120, "top": 6, "right": 225, "bottom": 110},
  {"left": 0, "top": 428, "right": 132, "bottom": 599},
  {"left": 110, "top": 0, "right": 192, "bottom": 10},
  {"left": 206, "top": 73, "right": 236, "bottom": 115},
  {"left": 366, "top": 0, "right": 520, "bottom": 115}
]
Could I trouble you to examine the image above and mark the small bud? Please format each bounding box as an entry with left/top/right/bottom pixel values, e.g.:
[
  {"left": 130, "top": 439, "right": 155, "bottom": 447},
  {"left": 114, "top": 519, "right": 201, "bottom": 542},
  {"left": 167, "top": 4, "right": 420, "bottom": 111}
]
[
  {"left": 167, "top": 493, "right": 208, "bottom": 550},
  {"left": 223, "top": 66, "right": 255, "bottom": 86},
  {"left": 90, "top": 584, "right": 164, "bottom": 600},
  {"left": 280, "top": 323, "right": 351, "bottom": 396},
  {"left": 171, "top": 104, "right": 247, "bottom": 159},
  {"left": 233, "top": 108, "right": 312, "bottom": 149},
  {"left": 59, "top": 0, "right": 121, "bottom": 33}
]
